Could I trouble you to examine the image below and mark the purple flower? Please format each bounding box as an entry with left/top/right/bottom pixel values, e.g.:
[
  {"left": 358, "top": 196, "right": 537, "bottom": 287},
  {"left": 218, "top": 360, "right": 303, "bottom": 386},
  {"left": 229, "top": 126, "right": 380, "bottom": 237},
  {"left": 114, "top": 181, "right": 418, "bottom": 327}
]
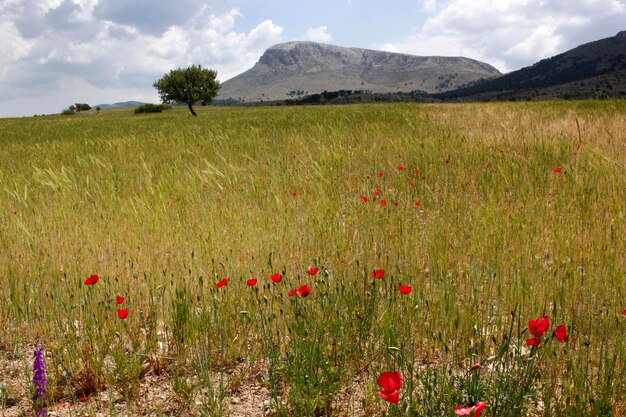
[{"left": 32, "top": 346, "right": 48, "bottom": 416}]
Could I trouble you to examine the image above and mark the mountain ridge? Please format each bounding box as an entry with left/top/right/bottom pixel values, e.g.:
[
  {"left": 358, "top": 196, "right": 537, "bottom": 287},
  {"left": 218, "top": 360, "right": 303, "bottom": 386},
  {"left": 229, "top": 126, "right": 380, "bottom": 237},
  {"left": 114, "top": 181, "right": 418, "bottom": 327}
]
[
  {"left": 436, "top": 30, "right": 626, "bottom": 100},
  {"left": 218, "top": 41, "right": 501, "bottom": 103}
]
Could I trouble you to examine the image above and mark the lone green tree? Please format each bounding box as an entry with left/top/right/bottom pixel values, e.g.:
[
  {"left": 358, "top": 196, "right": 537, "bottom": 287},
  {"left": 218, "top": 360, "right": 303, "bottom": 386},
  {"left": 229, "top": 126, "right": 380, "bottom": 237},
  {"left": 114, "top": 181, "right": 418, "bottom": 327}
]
[{"left": 153, "top": 65, "right": 220, "bottom": 116}]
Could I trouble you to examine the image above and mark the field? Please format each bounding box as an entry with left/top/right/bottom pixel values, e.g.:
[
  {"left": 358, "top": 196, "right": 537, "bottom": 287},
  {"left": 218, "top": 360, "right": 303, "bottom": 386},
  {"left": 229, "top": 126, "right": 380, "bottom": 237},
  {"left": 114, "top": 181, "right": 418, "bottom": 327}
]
[{"left": 0, "top": 101, "right": 625, "bottom": 417}]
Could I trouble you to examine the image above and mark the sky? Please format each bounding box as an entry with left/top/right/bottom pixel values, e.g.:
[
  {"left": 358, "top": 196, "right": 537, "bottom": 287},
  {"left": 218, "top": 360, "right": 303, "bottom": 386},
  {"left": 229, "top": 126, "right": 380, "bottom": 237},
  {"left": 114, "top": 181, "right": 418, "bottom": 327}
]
[{"left": 1, "top": 0, "right": 625, "bottom": 117}]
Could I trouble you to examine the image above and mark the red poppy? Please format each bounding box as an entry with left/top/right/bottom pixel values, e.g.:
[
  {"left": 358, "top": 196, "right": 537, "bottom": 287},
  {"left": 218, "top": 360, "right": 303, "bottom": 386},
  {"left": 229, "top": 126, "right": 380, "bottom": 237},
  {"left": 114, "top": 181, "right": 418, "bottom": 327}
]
[
  {"left": 216, "top": 278, "right": 228, "bottom": 288},
  {"left": 115, "top": 296, "right": 124, "bottom": 304},
  {"left": 247, "top": 278, "right": 258, "bottom": 287},
  {"left": 485, "top": 163, "right": 491, "bottom": 169},
  {"left": 529, "top": 316, "right": 550, "bottom": 337},
  {"left": 525, "top": 337, "right": 541, "bottom": 347},
  {"left": 554, "top": 325, "right": 568, "bottom": 343},
  {"left": 393, "top": 201, "right": 398, "bottom": 206},
  {"left": 373, "top": 189, "right": 380, "bottom": 196},
  {"left": 409, "top": 182, "right": 415, "bottom": 187},
  {"left": 296, "top": 285, "right": 311, "bottom": 297},
  {"left": 377, "top": 371, "right": 402, "bottom": 404},
  {"left": 454, "top": 402, "right": 486, "bottom": 416},
  {"left": 270, "top": 273, "right": 281, "bottom": 283},
  {"left": 573, "top": 152, "right": 577, "bottom": 157},
  {"left": 445, "top": 159, "right": 450, "bottom": 164},
  {"left": 307, "top": 267, "right": 319, "bottom": 275},
  {"left": 84, "top": 274, "right": 99, "bottom": 285},
  {"left": 117, "top": 308, "right": 128, "bottom": 319},
  {"left": 378, "top": 172, "right": 383, "bottom": 177},
  {"left": 370, "top": 269, "right": 385, "bottom": 278},
  {"left": 288, "top": 289, "right": 297, "bottom": 297},
  {"left": 414, "top": 201, "right": 421, "bottom": 207},
  {"left": 291, "top": 192, "right": 296, "bottom": 197},
  {"left": 398, "top": 285, "right": 412, "bottom": 295},
  {"left": 622, "top": 309, "right": 626, "bottom": 316},
  {"left": 471, "top": 364, "right": 481, "bottom": 371},
  {"left": 79, "top": 396, "right": 88, "bottom": 402},
  {"left": 554, "top": 167, "right": 563, "bottom": 173},
  {"left": 397, "top": 165, "right": 405, "bottom": 171},
  {"left": 359, "top": 195, "right": 369, "bottom": 202},
  {"left": 381, "top": 199, "right": 387, "bottom": 206}
]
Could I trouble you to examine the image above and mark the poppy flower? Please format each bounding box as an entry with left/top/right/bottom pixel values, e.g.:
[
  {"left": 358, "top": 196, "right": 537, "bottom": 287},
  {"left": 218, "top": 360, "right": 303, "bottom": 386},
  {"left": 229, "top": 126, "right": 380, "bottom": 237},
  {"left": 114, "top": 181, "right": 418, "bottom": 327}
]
[
  {"left": 270, "top": 273, "right": 281, "bottom": 283},
  {"left": 381, "top": 199, "right": 387, "bottom": 206},
  {"left": 409, "top": 182, "right": 415, "bottom": 187},
  {"left": 288, "top": 289, "right": 297, "bottom": 297},
  {"left": 79, "top": 396, "right": 88, "bottom": 403},
  {"left": 554, "top": 167, "right": 563, "bottom": 173},
  {"left": 115, "top": 296, "right": 125, "bottom": 304},
  {"left": 393, "top": 201, "right": 398, "bottom": 206},
  {"left": 554, "top": 325, "right": 568, "bottom": 343},
  {"left": 398, "top": 285, "right": 412, "bottom": 294},
  {"left": 397, "top": 165, "right": 405, "bottom": 171},
  {"left": 454, "top": 402, "right": 486, "bottom": 416},
  {"left": 246, "top": 279, "right": 257, "bottom": 287},
  {"left": 216, "top": 278, "right": 228, "bottom": 288},
  {"left": 378, "top": 172, "right": 384, "bottom": 177},
  {"left": 291, "top": 192, "right": 296, "bottom": 197},
  {"left": 359, "top": 195, "right": 369, "bottom": 202},
  {"left": 471, "top": 364, "right": 481, "bottom": 371},
  {"left": 529, "top": 316, "right": 550, "bottom": 337},
  {"left": 373, "top": 189, "right": 380, "bottom": 196},
  {"left": 445, "top": 159, "right": 450, "bottom": 164},
  {"left": 296, "top": 285, "right": 311, "bottom": 297},
  {"left": 622, "top": 309, "right": 626, "bottom": 316},
  {"left": 377, "top": 371, "right": 402, "bottom": 404},
  {"left": 117, "top": 309, "right": 128, "bottom": 319},
  {"left": 525, "top": 337, "right": 542, "bottom": 347},
  {"left": 414, "top": 201, "right": 421, "bottom": 207},
  {"left": 306, "top": 267, "right": 319, "bottom": 275},
  {"left": 370, "top": 269, "right": 385, "bottom": 278},
  {"left": 84, "top": 274, "right": 99, "bottom": 285}
]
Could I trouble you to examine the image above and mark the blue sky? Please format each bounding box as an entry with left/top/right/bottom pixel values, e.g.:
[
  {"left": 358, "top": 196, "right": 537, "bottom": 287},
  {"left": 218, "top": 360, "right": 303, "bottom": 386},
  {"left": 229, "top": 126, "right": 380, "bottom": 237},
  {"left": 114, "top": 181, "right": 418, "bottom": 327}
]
[{"left": 1, "top": 0, "right": 625, "bottom": 117}]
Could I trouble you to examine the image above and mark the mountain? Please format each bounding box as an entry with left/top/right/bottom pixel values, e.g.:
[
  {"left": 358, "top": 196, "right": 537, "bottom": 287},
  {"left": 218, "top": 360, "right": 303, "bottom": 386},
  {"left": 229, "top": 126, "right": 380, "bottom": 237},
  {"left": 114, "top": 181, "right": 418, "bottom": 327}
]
[
  {"left": 437, "top": 31, "right": 626, "bottom": 100},
  {"left": 93, "top": 101, "right": 147, "bottom": 110},
  {"left": 217, "top": 42, "right": 501, "bottom": 103}
]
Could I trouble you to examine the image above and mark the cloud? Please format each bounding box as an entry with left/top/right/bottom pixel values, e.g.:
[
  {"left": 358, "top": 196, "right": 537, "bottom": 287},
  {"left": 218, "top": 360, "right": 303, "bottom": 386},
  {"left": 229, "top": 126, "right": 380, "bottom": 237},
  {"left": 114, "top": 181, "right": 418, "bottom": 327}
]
[
  {"left": 384, "top": 0, "right": 626, "bottom": 72},
  {"left": 92, "top": 0, "right": 218, "bottom": 36},
  {"left": 0, "top": 2, "right": 283, "bottom": 117},
  {"left": 304, "top": 26, "right": 333, "bottom": 43}
]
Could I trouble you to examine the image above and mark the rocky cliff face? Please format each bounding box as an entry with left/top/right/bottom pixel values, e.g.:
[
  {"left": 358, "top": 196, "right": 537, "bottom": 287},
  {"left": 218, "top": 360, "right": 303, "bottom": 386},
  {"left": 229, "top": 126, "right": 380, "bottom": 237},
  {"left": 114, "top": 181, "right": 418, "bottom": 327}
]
[{"left": 218, "top": 42, "right": 501, "bottom": 102}]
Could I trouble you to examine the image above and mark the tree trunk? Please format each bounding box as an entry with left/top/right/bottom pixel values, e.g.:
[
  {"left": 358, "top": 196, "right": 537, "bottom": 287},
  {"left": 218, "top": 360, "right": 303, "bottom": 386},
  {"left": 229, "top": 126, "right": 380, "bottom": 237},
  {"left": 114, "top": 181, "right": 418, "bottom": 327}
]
[{"left": 188, "top": 103, "right": 197, "bottom": 116}]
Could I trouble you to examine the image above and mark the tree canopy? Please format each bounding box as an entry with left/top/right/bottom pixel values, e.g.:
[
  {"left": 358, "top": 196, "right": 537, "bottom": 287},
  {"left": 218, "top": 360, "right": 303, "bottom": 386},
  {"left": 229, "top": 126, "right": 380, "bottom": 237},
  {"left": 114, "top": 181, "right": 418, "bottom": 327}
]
[{"left": 153, "top": 65, "right": 220, "bottom": 116}]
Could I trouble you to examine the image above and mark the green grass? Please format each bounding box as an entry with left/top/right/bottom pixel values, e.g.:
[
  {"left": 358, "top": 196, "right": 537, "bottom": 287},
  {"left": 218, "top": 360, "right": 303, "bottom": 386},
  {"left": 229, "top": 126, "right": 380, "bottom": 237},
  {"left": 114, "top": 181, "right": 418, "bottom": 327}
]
[{"left": 0, "top": 101, "right": 625, "bottom": 416}]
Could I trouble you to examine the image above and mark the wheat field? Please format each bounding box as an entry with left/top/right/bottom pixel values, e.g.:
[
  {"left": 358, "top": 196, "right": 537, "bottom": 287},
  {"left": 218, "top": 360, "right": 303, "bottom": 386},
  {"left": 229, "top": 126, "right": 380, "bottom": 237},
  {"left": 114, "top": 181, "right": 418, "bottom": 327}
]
[{"left": 0, "top": 101, "right": 625, "bottom": 417}]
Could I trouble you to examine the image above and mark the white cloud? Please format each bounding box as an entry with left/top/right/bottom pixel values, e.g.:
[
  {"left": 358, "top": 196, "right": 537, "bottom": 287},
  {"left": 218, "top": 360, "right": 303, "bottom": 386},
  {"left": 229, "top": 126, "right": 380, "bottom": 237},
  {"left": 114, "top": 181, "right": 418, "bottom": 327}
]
[
  {"left": 0, "top": 4, "right": 284, "bottom": 117},
  {"left": 0, "top": 21, "right": 33, "bottom": 79},
  {"left": 304, "top": 26, "right": 333, "bottom": 43},
  {"left": 385, "top": 0, "right": 626, "bottom": 72}
]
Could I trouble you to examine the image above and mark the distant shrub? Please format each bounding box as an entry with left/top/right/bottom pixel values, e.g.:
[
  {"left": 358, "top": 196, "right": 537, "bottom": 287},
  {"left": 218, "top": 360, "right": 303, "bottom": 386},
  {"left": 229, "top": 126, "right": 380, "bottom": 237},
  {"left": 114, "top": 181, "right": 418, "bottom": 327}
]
[
  {"left": 61, "top": 108, "right": 75, "bottom": 115},
  {"left": 134, "top": 104, "right": 166, "bottom": 114},
  {"left": 73, "top": 103, "right": 91, "bottom": 112}
]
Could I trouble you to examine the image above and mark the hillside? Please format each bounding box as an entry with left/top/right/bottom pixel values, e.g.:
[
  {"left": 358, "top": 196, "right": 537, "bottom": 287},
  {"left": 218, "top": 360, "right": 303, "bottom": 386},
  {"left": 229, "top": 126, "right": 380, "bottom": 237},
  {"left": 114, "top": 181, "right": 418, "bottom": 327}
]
[
  {"left": 217, "top": 41, "right": 501, "bottom": 103},
  {"left": 437, "top": 31, "right": 626, "bottom": 100}
]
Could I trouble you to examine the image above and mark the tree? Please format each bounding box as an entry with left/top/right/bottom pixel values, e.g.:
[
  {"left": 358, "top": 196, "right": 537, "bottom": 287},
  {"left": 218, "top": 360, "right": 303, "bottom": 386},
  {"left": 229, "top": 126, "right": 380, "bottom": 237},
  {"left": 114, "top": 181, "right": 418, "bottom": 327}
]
[{"left": 153, "top": 65, "right": 220, "bottom": 116}]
